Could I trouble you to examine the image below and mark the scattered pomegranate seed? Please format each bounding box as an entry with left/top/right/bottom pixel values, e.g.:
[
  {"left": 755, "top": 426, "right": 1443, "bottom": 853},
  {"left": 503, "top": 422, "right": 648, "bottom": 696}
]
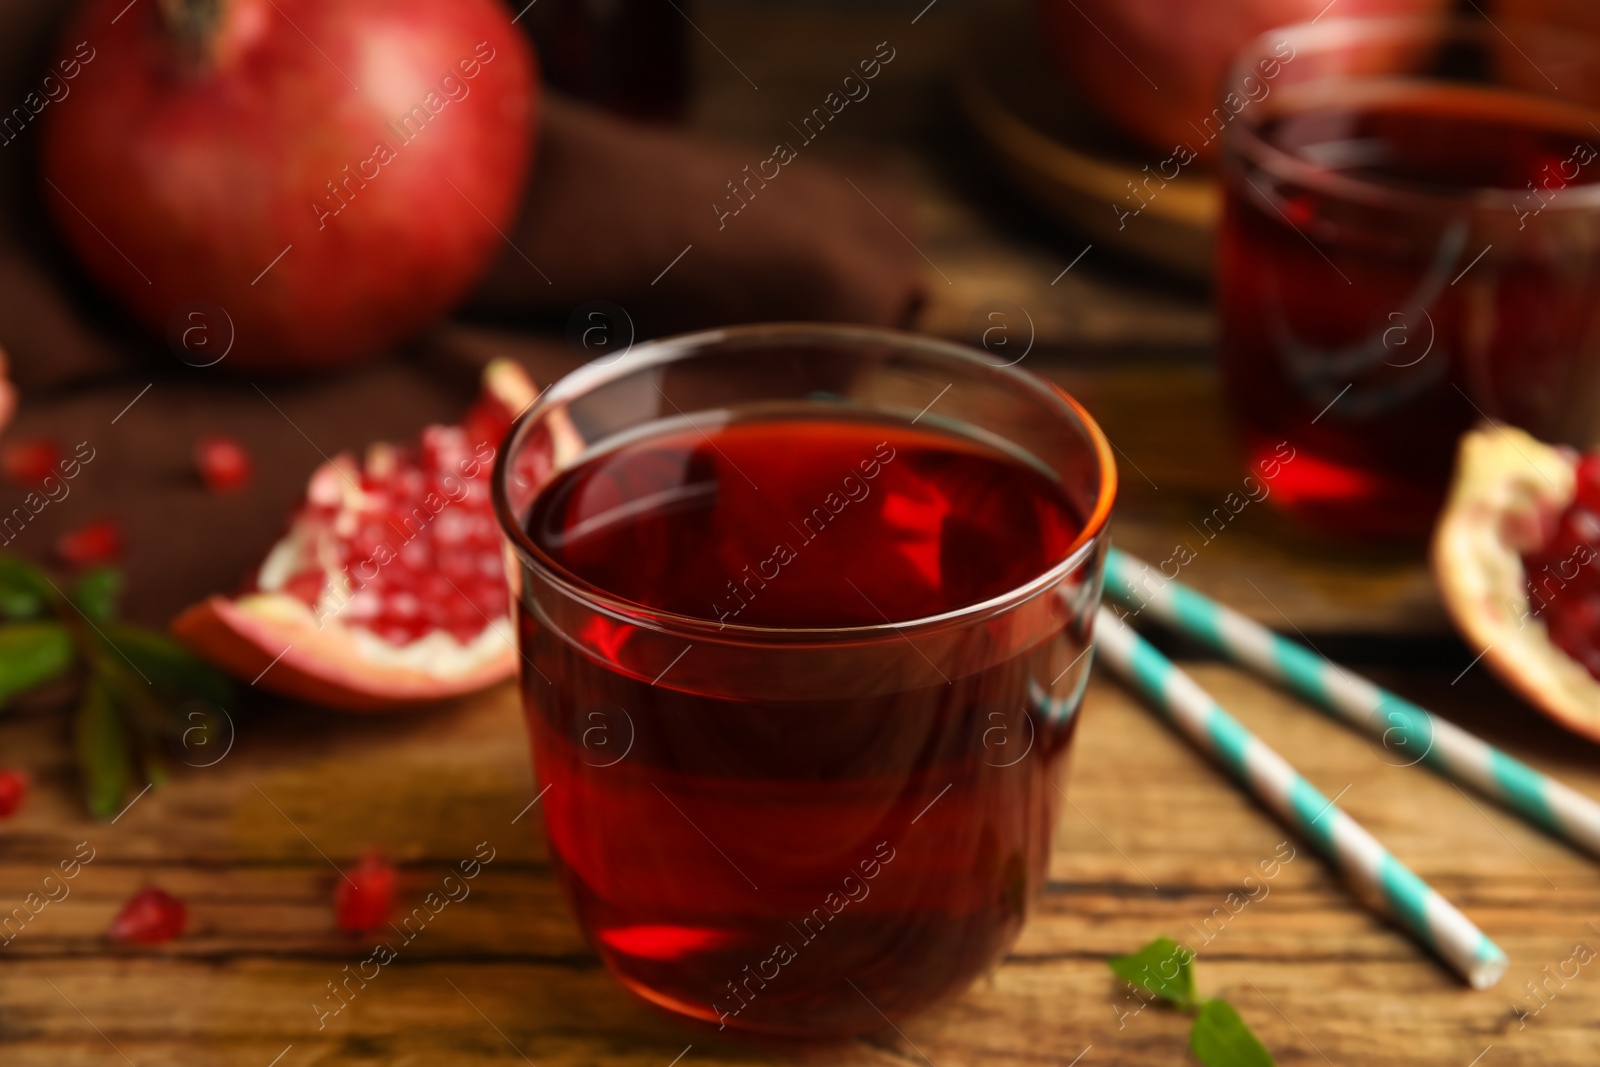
[
  {"left": 108, "top": 887, "right": 187, "bottom": 945},
  {"left": 195, "top": 435, "right": 253, "bottom": 493},
  {"left": 335, "top": 853, "right": 396, "bottom": 932},
  {"left": 55, "top": 518, "right": 123, "bottom": 568},
  {"left": 1, "top": 438, "right": 61, "bottom": 486},
  {"left": 0, "top": 769, "right": 28, "bottom": 817}
]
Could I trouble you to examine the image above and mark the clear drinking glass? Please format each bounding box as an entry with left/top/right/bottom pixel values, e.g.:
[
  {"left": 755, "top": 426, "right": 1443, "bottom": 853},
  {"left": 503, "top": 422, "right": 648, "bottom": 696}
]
[
  {"left": 493, "top": 324, "right": 1116, "bottom": 1037},
  {"left": 1218, "top": 16, "right": 1600, "bottom": 538}
]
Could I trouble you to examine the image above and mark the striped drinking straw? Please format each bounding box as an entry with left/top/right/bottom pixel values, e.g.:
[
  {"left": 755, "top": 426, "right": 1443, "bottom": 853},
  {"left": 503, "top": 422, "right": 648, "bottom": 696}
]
[
  {"left": 1102, "top": 548, "right": 1600, "bottom": 860},
  {"left": 1093, "top": 606, "right": 1509, "bottom": 989}
]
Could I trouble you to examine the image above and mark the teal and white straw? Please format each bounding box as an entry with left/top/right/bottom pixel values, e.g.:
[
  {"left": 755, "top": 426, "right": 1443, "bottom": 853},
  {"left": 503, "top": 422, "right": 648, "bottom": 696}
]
[
  {"left": 1093, "top": 606, "right": 1509, "bottom": 989},
  {"left": 1103, "top": 548, "right": 1600, "bottom": 860}
]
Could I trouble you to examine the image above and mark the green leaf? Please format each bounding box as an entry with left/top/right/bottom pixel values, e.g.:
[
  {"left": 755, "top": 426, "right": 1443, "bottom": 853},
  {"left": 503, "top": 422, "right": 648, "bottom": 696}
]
[
  {"left": 94, "top": 656, "right": 175, "bottom": 794},
  {"left": 1108, "top": 937, "right": 1197, "bottom": 1010},
  {"left": 75, "top": 675, "right": 130, "bottom": 820},
  {"left": 131, "top": 717, "right": 170, "bottom": 790},
  {"left": 0, "top": 555, "right": 54, "bottom": 619},
  {"left": 71, "top": 567, "right": 121, "bottom": 622},
  {"left": 0, "top": 621, "right": 75, "bottom": 706},
  {"left": 1191, "top": 999, "right": 1276, "bottom": 1067},
  {"left": 100, "top": 623, "right": 236, "bottom": 708}
]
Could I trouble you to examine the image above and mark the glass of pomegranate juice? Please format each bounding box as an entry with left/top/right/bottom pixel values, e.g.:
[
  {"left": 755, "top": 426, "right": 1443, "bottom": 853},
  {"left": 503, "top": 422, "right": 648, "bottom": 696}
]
[
  {"left": 492, "top": 325, "right": 1116, "bottom": 1036},
  {"left": 1218, "top": 16, "right": 1600, "bottom": 538}
]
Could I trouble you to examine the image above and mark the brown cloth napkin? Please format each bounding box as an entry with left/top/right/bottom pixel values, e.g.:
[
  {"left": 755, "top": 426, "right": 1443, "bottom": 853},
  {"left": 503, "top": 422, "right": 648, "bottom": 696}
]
[
  {"left": 0, "top": 8, "right": 927, "bottom": 625},
  {"left": 470, "top": 95, "right": 927, "bottom": 335}
]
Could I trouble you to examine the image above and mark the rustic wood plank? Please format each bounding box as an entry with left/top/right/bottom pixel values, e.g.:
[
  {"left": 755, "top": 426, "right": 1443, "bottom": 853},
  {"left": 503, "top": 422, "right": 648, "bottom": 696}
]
[{"left": 3, "top": 659, "right": 1597, "bottom": 1064}]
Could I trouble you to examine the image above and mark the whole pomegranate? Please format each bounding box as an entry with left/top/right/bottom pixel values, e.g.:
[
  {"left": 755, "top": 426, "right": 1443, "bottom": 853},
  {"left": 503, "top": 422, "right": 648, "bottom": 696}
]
[
  {"left": 41, "top": 0, "right": 537, "bottom": 373},
  {"left": 1035, "top": 0, "right": 1448, "bottom": 159}
]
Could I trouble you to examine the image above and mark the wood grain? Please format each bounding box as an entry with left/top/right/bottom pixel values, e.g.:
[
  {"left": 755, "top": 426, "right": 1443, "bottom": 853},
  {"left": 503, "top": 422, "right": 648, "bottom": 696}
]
[{"left": 3, "top": 659, "right": 1596, "bottom": 1066}]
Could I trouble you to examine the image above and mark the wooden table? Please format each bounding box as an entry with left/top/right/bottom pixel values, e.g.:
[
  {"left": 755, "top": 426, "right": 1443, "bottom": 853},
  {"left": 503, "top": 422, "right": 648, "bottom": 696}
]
[{"left": 6, "top": 3, "right": 1599, "bottom": 1065}]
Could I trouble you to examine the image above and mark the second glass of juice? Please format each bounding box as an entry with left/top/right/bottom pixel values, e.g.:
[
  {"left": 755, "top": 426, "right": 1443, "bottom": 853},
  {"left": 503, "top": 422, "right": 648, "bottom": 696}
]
[
  {"left": 1218, "top": 16, "right": 1600, "bottom": 538},
  {"left": 493, "top": 325, "right": 1116, "bottom": 1037}
]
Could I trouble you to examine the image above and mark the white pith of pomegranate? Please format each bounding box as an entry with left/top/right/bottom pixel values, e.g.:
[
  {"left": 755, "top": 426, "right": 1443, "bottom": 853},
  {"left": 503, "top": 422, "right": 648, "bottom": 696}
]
[
  {"left": 174, "top": 359, "right": 547, "bottom": 710},
  {"left": 1432, "top": 422, "right": 1600, "bottom": 738}
]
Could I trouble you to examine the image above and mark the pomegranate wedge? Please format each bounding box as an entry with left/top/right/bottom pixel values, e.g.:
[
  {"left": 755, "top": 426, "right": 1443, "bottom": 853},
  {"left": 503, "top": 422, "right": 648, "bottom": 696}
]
[{"left": 174, "top": 360, "right": 539, "bottom": 710}]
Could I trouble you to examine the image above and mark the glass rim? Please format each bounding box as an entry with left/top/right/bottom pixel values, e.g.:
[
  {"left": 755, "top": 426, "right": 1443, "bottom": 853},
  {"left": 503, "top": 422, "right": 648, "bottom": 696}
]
[
  {"left": 1223, "top": 13, "right": 1600, "bottom": 215},
  {"left": 492, "top": 322, "right": 1118, "bottom": 641}
]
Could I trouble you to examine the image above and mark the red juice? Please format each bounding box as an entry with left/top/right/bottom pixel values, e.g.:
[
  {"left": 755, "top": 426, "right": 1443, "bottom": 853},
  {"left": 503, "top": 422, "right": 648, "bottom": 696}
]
[
  {"left": 1220, "top": 83, "right": 1600, "bottom": 538},
  {"left": 517, "top": 413, "right": 1091, "bottom": 1035}
]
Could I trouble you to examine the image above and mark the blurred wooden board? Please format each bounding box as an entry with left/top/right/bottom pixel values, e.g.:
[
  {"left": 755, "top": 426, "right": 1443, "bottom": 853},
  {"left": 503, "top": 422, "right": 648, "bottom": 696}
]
[
  {"left": 685, "top": 0, "right": 1217, "bottom": 355},
  {"left": 3, "top": 660, "right": 1595, "bottom": 1065}
]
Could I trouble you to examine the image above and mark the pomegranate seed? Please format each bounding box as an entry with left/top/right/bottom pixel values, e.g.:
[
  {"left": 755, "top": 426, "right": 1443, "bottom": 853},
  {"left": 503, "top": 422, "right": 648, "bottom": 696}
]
[
  {"left": 283, "top": 569, "right": 326, "bottom": 606},
  {"left": 1283, "top": 193, "right": 1316, "bottom": 229},
  {"left": 108, "top": 887, "right": 187, "bottom": 944},
  {"left": 1551, "top": 596, "right": 1600, "bottom": 654},
  {"left": 1524, "top": 457, "right": 1600, "bottom": 681},
  {"left": 461, "top": 397, "right": 508, "bottom": 452},
  {"left": 0, "top": 769, "right": 27, "bottom": 817},
  {"left": 335, "top": 853, "right": 395, "bottom": 932},
  {"left": 195, "top": 435, "right": 253, "bottom": 493},
  {"left": 1, "top": 438, "right": 61, "bottom": 486},
  {"left": 1578, "top": 456, "right": 1600, "bottom": 512},
  {"left": 55, "top": 519, "right": 123, "bottom": 568}
]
